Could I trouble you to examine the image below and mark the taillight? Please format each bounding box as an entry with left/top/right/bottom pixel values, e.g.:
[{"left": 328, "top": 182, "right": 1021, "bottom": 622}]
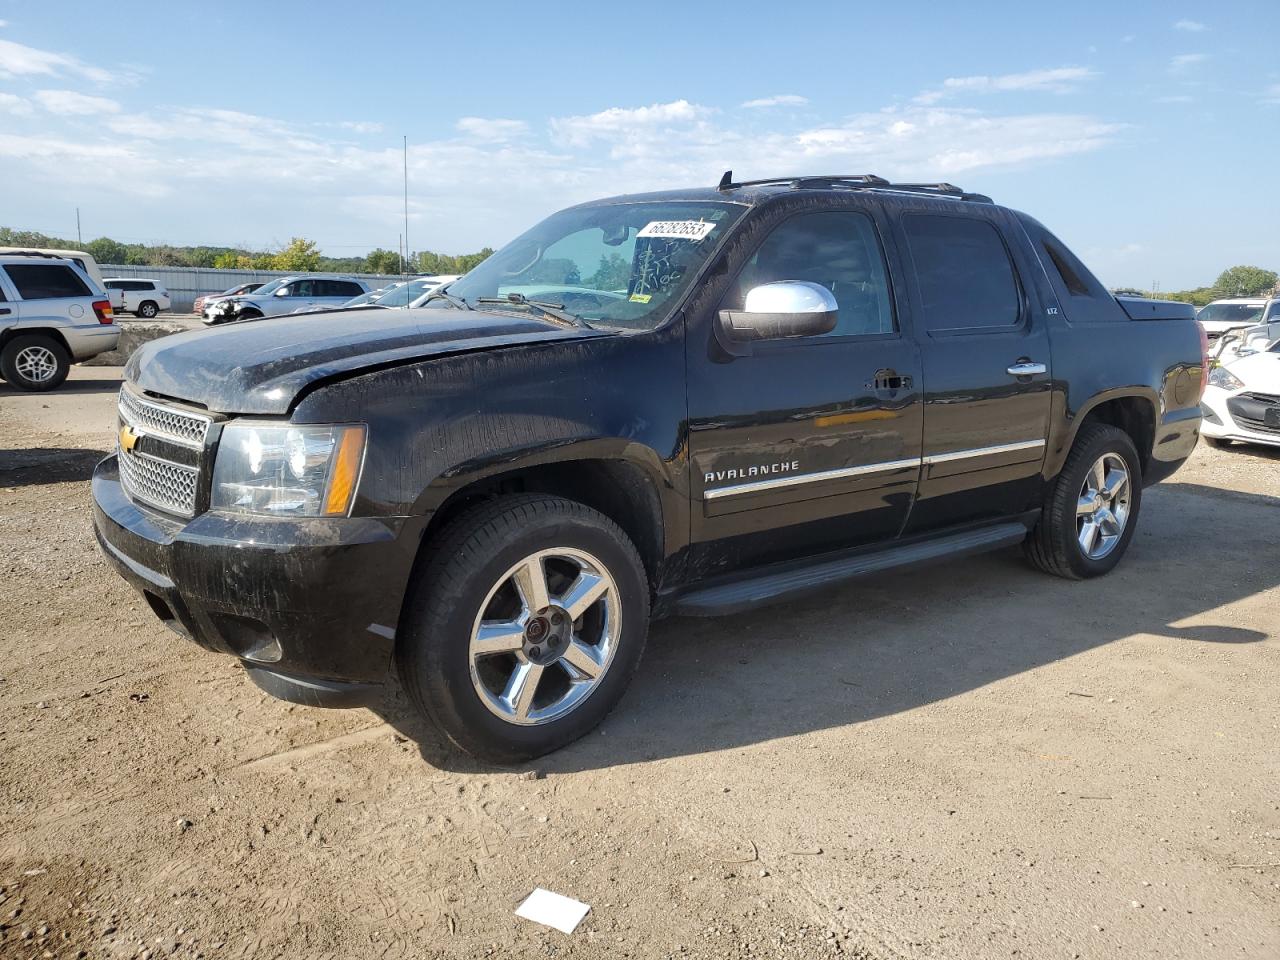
[
  {"left": 92, "top": 299, "right": 114, "bottom": 324},
  {"left": 1197, "top": 320, "right": 1210, "bottom": 400}
]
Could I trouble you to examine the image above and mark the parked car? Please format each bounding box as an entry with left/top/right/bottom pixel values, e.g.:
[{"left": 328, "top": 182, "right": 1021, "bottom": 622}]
[
  {"left": 0, "top": 247, "right": 124, "bottom": 311},
  {"left": 94, "top": 172, "right": 1205, "bottom": 762},
  {"left": 194, "top": 282, "right": 264, "bottom": 316},
  {"left": 0, "top": 254, "right": 119, "bottom": 391},
  {"left": 103, "top": 278, "right": 171, "bottom": 318},
  {"left": 1197, "top": 298, "right": 1268, "bottom": 341},
  {"left": 295, "top": 276, "right": 463, "bottom": 314},
  {"left": 1201, "top": 318, "right": 1280, "bottom": 448},
  {"left": 203, "top": 275, "right": 370, "bottom": 324}
]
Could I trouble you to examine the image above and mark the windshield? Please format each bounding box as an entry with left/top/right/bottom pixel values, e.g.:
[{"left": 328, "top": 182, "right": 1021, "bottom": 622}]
[
  {"left": 443, "top": 200, "right": 747, "bottom": 330},
  {"left": 250, "top": 278, "right": 287, "bottom": 298},
  {"left": 1198, "top": 302, "right": 1264, "bottom": 324}
]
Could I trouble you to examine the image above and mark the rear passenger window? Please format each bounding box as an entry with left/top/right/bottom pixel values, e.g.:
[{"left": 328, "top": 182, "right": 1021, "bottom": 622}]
[
  {"left": 329, "top": 280, "right": 363, "bottom": 297},
  {"left": 4, "top": 264, "right": 91, "bottom": 300},
  {"left": 1017, "top": 214, "right": 1126, "bottom": 323},
  {"left": 725, "top": 210, "right": 896, "bottom": 337},
  {"left": 903, "top": 215, "right": 1020, "bottom": 332}
]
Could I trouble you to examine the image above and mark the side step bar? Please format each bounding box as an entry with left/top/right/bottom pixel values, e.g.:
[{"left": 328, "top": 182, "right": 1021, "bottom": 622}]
[{"left": 674, "top": 522, "right": 1029, "bottom": 618}]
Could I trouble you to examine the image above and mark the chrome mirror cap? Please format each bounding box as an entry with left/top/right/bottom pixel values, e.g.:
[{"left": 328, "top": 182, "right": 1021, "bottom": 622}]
[{"left": 720, "top": 281, "right": 838, "bottom": 342}]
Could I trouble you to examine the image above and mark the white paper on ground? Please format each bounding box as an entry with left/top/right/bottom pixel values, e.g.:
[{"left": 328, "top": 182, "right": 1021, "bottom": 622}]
[{"left": 514, "top": 888, "right": 591, "bottom": 934}]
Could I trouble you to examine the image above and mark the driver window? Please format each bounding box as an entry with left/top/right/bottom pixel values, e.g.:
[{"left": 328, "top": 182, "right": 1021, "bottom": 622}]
[
  {"left": 289, "top": 280, "right": 316, "bottom": 297},
  {"left": 727, "top": 211, "right": 896, "bottom": 337}
]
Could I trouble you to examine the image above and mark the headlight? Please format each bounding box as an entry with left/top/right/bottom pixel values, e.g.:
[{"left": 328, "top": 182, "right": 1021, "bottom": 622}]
[
  {"left": 1207, "top": 365, "right": 1245, "bottom": 391},
  {"left": 212, "top": 423, "right": 366, "bottom": 517}
]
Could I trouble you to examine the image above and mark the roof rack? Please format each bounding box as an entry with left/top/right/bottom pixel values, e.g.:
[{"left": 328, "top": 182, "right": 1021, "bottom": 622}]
[
  {"left": 0, "top": 250, "right": 74, "bottom": 260},
  {"left": 716, "top": 170, "right": 992, "bottom": 204}
]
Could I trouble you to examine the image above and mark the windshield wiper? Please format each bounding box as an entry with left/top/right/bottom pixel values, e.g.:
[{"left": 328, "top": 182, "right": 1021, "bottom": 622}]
[
  {"left": 476, "top": 293, "right": 587, "bottom": 328},
  {"left": 421, "top": 286, "right": 473, "bottom": 311}
]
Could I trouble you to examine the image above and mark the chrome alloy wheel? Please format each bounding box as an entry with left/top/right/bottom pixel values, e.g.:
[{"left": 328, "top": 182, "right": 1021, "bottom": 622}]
[
  {"left": 468, "top": 547, "right": 621, "bottom": 725},
  {"left": 14, "top": 344, "right": 58, "bottom": 384},
  {"left": 1076, "top": 452, "right": 1131, "bottom": 560}
]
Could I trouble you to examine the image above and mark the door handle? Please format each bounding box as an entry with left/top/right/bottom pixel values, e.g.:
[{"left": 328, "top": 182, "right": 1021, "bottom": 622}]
[
  {"left": 0, "top": 308, "right": 11, "bottom": 316},
  {"left": 1007, "top": 361, "right": 1046, "bottom": 377},
  {"left": 867, "top": 369, "right": 913, "bottom": 393}
]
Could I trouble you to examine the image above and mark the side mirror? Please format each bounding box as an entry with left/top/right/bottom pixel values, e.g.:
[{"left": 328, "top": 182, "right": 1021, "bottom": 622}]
[
  {"left": 718, "top": 281, "right": 838, "bottom": 342},
  {"left": 275, "top": 287, "right": 291, "bottom": 297}
]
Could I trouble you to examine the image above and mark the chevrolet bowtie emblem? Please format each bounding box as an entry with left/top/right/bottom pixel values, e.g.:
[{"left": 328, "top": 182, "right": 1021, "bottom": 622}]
[{"left": 119, "top": 424, "right": 141, "bottom": 453}]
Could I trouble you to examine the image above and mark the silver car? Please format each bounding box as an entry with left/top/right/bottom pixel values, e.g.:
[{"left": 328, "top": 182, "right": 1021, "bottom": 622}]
[
  {"left": 204, "top": 275, "right": 371, "bottom": 324},
  {"left": 0, "top": 254, "right": 120, "bottom": 391}
]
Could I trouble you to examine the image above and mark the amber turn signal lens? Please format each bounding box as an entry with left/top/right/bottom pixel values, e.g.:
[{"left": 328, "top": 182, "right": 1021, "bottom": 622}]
[{"left": 321, "top": 425, "right": 367, "bottom": 516}]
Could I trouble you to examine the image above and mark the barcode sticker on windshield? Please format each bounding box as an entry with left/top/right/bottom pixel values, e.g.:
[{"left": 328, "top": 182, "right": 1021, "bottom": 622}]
[{"left": 637, "top": 220, "right": 717, "bottom": 241}]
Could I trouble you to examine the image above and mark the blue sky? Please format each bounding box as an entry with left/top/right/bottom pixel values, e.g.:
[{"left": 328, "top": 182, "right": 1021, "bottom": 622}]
[{"left": 1, "top": 0, "right": 1277, "bottom": 288}]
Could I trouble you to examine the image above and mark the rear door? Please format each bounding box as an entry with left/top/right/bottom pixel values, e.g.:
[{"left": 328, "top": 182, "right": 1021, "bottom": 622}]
[
  {"left": 891, "top": 207, "right": 1052, "bottom": 533},
  {"left": 685, "top": 199, "right": 924, "bottom": 574},
  {"left": 0, "top": 269, "right": 18, "bottom": 334}
]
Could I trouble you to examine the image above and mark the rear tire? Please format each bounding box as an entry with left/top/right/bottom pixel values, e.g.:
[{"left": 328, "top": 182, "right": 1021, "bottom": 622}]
[
  {"left": 1023, "top": 422, "right": 1142, "bottom": 580},
  {"left": 0, "top": 334, "right": 70, "bottom": 392},
  {"left": 398, "top": 494, "right": 650, "bottom": 763}
]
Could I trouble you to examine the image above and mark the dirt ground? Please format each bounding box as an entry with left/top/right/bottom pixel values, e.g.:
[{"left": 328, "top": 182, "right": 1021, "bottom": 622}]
[{"left": 1, "top": 368, "right": 1278, "bottom": 960}]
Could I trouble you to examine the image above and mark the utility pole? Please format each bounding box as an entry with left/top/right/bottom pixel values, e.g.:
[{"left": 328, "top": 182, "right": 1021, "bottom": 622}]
[
  {"left": 76, "top": 208, "right": 82, "bottom": 246},
  {"left": 403, "top": 135, "right": 410, "bottom": 277}
]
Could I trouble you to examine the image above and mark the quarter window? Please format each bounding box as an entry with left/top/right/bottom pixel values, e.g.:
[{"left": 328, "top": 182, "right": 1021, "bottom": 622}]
[
  {"left": 903, "top": 215, "right": 1020, "bottom": 332},
  {"left": 726, "top": 210, "right": 896, "bottom": 337},
  {"left": 3, "top": 264, "right": 91, "bottom": 300}
]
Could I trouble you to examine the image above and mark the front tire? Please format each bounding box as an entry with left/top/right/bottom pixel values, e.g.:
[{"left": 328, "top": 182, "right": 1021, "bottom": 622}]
[
  {"left": 398, "top": 494, "right": 650, "bottom": 763},
  {"left": 137, "top": 301, "right": 159, "bottom": 319},
  {"left": 1203, "top": 436, "right": 1232, "bottom": 449},
  {"left": 1024, "top": 422, "right": 1142, "bottom": 580},
  {"left": 0, "top": 334, "right": 70, "bottom": 392}
]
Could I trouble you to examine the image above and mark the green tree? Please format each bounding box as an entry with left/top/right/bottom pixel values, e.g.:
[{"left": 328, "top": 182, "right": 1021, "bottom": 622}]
[
  {"left": 271, "top": 237, "right": 322, "bottom": 272},
  {"left": 587, "top": 252, "right": 631, "bottom": 291},
  {"left": 364, "top": 248, "right": 403, "bottom": 274},
  {"left": 86, "top": 237, "right": 129, "bottom": 263},
  {"left": 1212, "top": 265, "right": 1277, "bottom": 298}
]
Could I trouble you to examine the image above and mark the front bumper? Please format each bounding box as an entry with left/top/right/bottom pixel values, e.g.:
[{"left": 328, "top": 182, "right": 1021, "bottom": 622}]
[
  {"left": 1201, "top": 388, "right": 1280, "bottom": 448},
  {"left": 92, "top": 455, "right": 426, "bottom": 703}
]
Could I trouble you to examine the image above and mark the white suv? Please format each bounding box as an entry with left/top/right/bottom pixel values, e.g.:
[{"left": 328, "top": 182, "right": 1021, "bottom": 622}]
[
  {"left": 0, "top": 254, "right": 120, "bottom": 391},
  {"left": 1197, "top": 298, "right": 1267, "bottom": 341},
  {"left": 103, "top": 278, "right": 171, "bottom": 318},
  {"left": 204, "top": 275, "right": 370, "bottom": 324}
]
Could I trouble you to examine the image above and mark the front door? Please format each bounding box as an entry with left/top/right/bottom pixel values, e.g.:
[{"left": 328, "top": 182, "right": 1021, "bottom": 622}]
[
  {"left": 891, "top": 207, "right": 1053, "bottom": 533},
  {"left": 685, "top": 201, "right": 924, "bottom": 576}
]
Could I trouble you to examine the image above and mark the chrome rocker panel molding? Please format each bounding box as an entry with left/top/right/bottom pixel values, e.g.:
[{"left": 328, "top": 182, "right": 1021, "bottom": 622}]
[{"left": 703, "top": 439, "right": 1047, "bottom": 500}]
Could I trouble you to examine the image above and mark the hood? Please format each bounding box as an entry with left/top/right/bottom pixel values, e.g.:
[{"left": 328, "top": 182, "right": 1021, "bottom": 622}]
[
  {"left": 1225, "top": 349, "right": 1280, "bottom": 390},
  {"left": 126, "top": 307, "right": 607, "bottom": 414}
]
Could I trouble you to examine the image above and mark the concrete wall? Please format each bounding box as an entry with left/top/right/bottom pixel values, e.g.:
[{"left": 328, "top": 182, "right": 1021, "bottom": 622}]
[{"left": 100, "top": 265, "right": 410, "bottom": 312}]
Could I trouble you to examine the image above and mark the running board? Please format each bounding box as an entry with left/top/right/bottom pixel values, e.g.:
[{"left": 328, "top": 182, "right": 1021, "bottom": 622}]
[{"left": 674, "top": 522, "right": 1029, "bottom": 618}]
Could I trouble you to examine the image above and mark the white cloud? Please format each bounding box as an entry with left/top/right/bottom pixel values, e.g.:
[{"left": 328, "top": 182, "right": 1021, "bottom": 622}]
[
  {"left": 0, "top": 19, "right": 9, "bottom": 27},
  {"left": 915, "top": 66, "right": 1097, "bottom": 104},
  {"left": 336, "top": 120, "right": 383, "bottom": 135},
  {"left": 741, "top": 94, "right": 808, "bottom": 109},
  {"left": 0, "top": 91, "right": 31, "bottom": 115},
  {"left": 0, "top": 85, "right": 1125, "bottom": 251},
  {"left": 1170, "top": 52, "right": 1208, "bottom": 71},
  {"left": 456, "top": 117, "right": 529, "bottom": 141},
  {"left": 1173, "top": 19, "right": 1207, "bottom": 31},
  {"left": 1262, "top": 83, "right": 1280, "bottom": 105},
  {"left": 550, "top": 99, "right": 712, "bottom": 147},
  {"left": 0, "top": 37, "right": 113, "bottom": 83},
  {"left": 34, "top": 89, "right": 121, "bottom": 115}
]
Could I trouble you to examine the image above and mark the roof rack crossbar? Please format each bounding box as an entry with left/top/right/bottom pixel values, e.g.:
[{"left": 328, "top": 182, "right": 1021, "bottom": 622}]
[{"left": 716, "top": 171, "right": 992, "bottom": 203}]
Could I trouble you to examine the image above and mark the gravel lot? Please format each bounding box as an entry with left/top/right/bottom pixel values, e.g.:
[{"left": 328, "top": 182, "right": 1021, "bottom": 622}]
[{"left": 1, "top": 368, "right": 1278, "bottom": 959}]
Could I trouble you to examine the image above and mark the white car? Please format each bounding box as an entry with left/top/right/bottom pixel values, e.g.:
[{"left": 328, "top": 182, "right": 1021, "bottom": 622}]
[
  {"left": 103, "top": 278, "right": 171, "bottom": 318},
  {"left": 0, "top": 254, "right": 119, "bottom": 391},
  {"left": 405, "top": 275, "right": 462, "bottom": 308},
  {"left": 1197, "top": 298, "right": 1267, "bottom": 342},
  {"left": 204, "top": 275, "right": 370, "bottom": 324},
  {"left": 1200, "top": 321, "right": 1280, "bottom": 448}
]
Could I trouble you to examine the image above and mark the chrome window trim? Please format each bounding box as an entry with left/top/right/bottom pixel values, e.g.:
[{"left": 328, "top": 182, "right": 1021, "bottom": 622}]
[
  {"left": 703, "top": 458, "right": 920, "bottom": 501},
  {"left": 922, "top": 438, "right": 1045, "bottom": 465}
]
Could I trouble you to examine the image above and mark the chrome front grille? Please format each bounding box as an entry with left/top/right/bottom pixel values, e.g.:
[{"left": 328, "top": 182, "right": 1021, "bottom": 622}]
[
  {"left": 117, "top": 446, "right": 200, "bottom": 515},
  {"left": 117, "top": 385, "right": 211, "bottom": 517},
  {"left": 118, "top": 386, "right": 211, "bottom": 448}
]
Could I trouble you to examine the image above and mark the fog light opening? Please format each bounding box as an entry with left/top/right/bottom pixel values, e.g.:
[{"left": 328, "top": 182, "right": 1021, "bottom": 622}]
[{"left": 210, "top": 613, "right": 283, "bottom": 664}]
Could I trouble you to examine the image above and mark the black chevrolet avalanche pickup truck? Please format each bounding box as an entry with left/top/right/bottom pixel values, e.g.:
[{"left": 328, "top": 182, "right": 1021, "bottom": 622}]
[{"left": 93, "top": 174, "right": 1205, "bottom": 761}]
